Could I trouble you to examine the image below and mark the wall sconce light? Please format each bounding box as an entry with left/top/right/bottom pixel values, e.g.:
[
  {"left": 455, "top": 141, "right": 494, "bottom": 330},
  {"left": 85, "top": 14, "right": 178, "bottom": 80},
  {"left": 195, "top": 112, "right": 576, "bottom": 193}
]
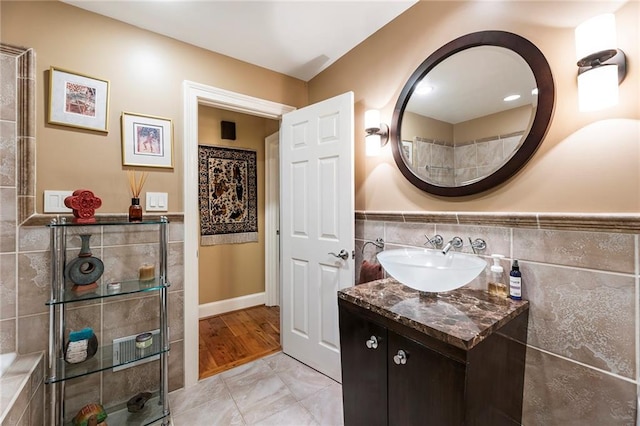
[
  {"left": 364, "top": 109, "right": 389, "bottom": 157},
  {"left": 575, "top": 13, "right": 626, "bottom": 112}
]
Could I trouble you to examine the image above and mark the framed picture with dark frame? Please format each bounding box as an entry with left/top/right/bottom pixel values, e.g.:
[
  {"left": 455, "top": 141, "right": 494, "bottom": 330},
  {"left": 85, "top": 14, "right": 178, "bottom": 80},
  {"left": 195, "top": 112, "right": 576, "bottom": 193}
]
[
  {"left": 121, "top": 112, "right": 174, "bottom": 169},
  {"left": 48, "top": 67, "right": 110, "bottom": 133}
]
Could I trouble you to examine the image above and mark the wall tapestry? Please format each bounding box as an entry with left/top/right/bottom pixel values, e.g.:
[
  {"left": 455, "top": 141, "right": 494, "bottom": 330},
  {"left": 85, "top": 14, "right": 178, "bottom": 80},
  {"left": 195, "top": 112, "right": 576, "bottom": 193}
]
[{"left": 198, "top": 145, "right": 258, "bottom": 245}]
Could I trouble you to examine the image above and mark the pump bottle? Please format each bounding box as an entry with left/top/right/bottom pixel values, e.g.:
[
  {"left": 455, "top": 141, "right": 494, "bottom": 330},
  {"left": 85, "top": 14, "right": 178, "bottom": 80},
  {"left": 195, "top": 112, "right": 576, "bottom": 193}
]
[
  {"left": 488, "top": 254, "right": 507, "bottom": 298},
  {"left": 509, "top": 260, "right": 522, "bottom": 300}
]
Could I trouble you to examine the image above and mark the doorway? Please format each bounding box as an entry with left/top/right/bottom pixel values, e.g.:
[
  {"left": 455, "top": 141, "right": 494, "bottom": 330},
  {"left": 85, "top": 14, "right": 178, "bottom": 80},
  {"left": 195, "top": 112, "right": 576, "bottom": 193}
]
[
  {"left": 183, "top": 83, "right": 354, "bottom": 388},
  {"left": 183, "top": 82, "right": 295, "bottom": 387},
  {"left": 196, "top": 105, "right": 280, "bottom": 378},
  {"left": 197, "top": 107, "right": 278, "bottom": 312}
]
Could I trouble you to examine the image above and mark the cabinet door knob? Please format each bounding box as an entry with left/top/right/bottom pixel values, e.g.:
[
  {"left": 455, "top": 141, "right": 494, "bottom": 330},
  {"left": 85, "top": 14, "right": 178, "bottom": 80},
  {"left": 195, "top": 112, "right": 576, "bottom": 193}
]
[
  {"left": 365, "top": 335, "right": 378, "bottom": 349},
  {"left": 393, "top": 349, "right": 407, "bottom": 365}
]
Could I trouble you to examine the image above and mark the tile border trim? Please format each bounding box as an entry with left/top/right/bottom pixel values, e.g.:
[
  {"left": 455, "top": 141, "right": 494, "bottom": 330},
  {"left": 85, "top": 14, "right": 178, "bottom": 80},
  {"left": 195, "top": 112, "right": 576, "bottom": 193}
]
[{"left": 356, "top": 211, "right": 640, "bottom": 233}]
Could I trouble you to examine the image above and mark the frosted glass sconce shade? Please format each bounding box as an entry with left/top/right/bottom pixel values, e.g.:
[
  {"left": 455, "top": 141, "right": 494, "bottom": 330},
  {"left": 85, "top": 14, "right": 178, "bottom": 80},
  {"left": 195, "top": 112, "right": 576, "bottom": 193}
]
[
  {"left": 578, "top": 65, "right": 619, "bottom": 112},
  {"left": 366, "top": 134, "right": 382, "bottom": 157},
  {"left": 365, "top": 109, "right": 381, "bottom": 130},
  {"left": 574, "top": 13, "right": 626, "bottom": 112},
  {"left": 575, "top": 14, "right": 617, "bottom": 61}
]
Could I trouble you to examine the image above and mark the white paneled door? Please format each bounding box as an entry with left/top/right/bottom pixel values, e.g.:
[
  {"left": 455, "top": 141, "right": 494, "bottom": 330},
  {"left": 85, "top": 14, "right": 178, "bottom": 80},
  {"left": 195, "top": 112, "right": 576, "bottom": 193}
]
[{"left": 280, "top": 92, "right": 354, "bottom": 382}]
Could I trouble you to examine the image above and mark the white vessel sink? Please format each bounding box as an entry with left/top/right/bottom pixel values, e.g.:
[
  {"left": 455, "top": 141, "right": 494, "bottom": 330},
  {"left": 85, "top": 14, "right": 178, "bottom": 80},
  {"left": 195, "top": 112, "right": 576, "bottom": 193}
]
[{"left": 377, "top": 248, "right": 486, "bottom": 293}]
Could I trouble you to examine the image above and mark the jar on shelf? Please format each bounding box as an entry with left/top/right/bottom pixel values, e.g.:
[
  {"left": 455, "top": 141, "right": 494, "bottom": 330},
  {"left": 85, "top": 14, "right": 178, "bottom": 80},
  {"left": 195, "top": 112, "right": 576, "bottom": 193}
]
[{"left": 129, "top": 197, "right": 143, "bottom": 222}]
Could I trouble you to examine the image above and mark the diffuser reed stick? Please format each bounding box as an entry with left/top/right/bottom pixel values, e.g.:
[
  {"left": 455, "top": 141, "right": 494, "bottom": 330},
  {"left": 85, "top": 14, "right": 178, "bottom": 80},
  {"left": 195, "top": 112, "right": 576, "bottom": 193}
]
[{"left": 127, "top": 170, "right": 148, "bottom": 198}]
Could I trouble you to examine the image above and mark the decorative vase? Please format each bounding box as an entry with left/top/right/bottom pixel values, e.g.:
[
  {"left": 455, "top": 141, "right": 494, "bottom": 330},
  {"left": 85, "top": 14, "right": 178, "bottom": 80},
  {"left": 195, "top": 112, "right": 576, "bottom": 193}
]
[
  {"left": 129, "top": 197, "right": 143, "bottom": 222},
  {"left": 64, "top": 234, "right": 104, "bottom": 293}
]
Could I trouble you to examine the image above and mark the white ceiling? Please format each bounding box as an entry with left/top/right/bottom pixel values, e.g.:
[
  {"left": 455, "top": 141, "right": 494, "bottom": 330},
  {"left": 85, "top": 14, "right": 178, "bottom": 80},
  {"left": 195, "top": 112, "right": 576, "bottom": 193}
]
[
  {"left": 406, "top": 46, "right": 537, "bottom": 124},
  {"left": 63, "top": 0, "right": 418, "bottom": 81},
  {"left": 62, "top": 0, "right": 629, "bottom": 123}
]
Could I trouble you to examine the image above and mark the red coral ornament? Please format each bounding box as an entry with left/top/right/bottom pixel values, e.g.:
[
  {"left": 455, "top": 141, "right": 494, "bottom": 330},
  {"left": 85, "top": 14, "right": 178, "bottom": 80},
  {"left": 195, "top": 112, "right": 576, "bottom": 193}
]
[{"left": 64, "top": 189, "right": 102, "bottom": 223}]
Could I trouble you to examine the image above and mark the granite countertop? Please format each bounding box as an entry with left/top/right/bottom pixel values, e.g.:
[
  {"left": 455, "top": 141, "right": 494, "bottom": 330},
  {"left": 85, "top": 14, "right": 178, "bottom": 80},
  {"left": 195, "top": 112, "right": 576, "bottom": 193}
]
[{"left": 338, "top": 278, "right": 529, "bottom": 351}]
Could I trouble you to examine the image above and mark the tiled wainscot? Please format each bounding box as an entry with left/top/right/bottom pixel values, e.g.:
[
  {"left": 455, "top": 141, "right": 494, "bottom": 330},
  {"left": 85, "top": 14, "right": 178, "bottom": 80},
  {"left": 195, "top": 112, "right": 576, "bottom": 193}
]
[{"left": 355, "top": 211, "right": 640, "bottom": 425}]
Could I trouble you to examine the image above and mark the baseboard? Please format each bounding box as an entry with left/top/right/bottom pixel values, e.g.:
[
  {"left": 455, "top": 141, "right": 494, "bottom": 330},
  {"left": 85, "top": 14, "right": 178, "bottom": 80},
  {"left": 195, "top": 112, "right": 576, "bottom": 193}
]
[{"left": 198, "top": 292, "right": 266, "bottom": 319}]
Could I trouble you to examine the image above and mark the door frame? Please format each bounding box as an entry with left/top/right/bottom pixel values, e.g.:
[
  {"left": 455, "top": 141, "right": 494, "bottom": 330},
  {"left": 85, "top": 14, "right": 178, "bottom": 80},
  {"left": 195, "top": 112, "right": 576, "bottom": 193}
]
[
  {"left": 182, "top": 80, "right": 295, "bottom": 387},
  {"left": 265, "top": 132, "right": 280, "bottom": 307}
]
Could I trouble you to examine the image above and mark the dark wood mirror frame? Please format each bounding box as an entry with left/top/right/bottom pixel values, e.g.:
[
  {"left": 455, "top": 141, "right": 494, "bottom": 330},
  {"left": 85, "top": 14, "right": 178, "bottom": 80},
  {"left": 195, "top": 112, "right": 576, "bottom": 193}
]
[{"left": 391, "top": 31, "right": 555, "bottom": 197}]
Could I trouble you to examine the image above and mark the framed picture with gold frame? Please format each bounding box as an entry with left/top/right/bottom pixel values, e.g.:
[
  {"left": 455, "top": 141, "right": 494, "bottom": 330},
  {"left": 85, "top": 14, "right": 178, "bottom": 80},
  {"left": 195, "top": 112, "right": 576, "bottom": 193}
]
[
  {"left": 48, "top": 67, "right": 110, "bottom": 133},
  {"left": 121, "top": 112, "right": 174, "bottom": 169}
]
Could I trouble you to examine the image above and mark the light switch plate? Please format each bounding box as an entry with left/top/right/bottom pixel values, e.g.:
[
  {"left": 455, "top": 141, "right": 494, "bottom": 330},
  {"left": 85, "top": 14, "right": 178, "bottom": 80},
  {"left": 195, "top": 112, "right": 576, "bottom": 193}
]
[
  {"left": 44, "top": 190, "right": 73, "bottom": 213},
  {"left": 146, "top": 192, "right": 168, "bottom": 212}
]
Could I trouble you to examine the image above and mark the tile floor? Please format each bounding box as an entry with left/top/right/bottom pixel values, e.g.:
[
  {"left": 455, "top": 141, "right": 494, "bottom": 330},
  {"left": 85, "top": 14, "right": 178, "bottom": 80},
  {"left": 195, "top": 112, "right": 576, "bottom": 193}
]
[{"left": 169, "top": 352, "right": 344, "bottom": 425}]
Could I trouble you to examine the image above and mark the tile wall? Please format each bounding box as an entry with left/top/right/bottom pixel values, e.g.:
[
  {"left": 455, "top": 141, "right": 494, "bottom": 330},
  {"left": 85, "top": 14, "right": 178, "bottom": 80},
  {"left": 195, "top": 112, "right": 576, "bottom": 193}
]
[
  {"left": 453, "top": 131, "right": 523, "bottom": 185},
  {"left": 0, "top": 44, "right": 36, "bottom": 228},
  {"left": 413, "top": 138, "right": 455, "bottom": 186},
  {"left": 355, "top": 211, "right": 639, "bottom": 425},
  {"left": 412, "top": 132, "right": 524, "bottom": 186},
  {"left": 1, "top": 43, "right": 36, "bottom": 358}
]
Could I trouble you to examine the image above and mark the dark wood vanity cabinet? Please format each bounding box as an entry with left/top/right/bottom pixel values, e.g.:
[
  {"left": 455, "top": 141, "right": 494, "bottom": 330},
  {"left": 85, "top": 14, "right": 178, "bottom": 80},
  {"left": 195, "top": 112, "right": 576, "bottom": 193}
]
[
  {"left": 339, "top": 298, "right": 528, "bottom": 426},
  {"left": 387, "top": 330, "right": 466, "bottom": 425},
  {"left": 340, "top": 305, "right": 388, "bottom": 425}
]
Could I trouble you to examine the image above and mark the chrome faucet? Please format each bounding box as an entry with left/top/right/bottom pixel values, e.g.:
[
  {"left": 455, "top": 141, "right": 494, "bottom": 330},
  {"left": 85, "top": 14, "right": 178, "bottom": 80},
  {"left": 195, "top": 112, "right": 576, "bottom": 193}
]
[{"left": 441, "top": 237, "right": 463, "bottom": 255}]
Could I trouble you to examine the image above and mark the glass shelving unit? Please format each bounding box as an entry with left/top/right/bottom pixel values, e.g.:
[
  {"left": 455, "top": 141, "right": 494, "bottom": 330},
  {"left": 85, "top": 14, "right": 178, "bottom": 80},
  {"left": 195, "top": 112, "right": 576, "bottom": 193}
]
[{"left": 46, "top": 217, "right": 171, "bottom": 426}]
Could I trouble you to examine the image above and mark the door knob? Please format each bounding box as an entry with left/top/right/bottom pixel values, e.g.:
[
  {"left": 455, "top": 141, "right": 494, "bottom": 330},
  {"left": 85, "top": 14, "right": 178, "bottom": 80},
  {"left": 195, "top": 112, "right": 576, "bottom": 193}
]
[
  {"left": 328, "top": 249, "right": 349, "bottom": 260},
  {"left": 393, "top": 350, "right": 407, "bottom": 365},
  {"left": 366, "top": 335, "right": 378, "bottom": 349}
]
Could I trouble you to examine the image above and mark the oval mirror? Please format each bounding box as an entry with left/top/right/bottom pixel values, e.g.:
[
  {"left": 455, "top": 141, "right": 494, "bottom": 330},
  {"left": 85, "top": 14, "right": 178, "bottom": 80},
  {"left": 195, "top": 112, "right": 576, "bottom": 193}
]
[{"left": 391, "top": 31, "right": 554, "bottom": 197}]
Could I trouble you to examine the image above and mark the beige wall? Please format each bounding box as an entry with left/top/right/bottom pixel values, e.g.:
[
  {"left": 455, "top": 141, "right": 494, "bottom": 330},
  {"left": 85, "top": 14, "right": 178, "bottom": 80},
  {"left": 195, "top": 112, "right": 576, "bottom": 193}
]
[
  {"left": 0, "top": 1, "right": 307, "bottom": 214},
  {"left": 454, "top": 105, "right": 533, "bottom": 143},
  {"left": 309, "top": 1, "right": 640, "bottom": 213},
  {"left": 402, "top": 111, "right": 453, "bottom": 143},
  {"left": 197, "top": 107, "right": 278, "bottom": 304},
  {"left": 404, "top": 105, "right": 532, "bottom": 145}
]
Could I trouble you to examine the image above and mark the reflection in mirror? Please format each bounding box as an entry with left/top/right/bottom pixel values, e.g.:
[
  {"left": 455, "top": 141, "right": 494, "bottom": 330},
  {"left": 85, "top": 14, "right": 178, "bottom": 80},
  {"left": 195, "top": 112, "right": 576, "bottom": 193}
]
[
  {"left": 392, "top": 31, "right": 555, "bottom": 197},
  {"left": 401, "top": 46, "right": 537, "bottom": 187}
]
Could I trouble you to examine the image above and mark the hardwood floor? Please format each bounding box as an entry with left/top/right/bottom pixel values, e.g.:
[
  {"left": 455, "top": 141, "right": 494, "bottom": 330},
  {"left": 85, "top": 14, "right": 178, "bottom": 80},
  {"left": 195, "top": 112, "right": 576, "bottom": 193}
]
[{"left": 198, "top": 305, "right": 281, "bottom": 380}]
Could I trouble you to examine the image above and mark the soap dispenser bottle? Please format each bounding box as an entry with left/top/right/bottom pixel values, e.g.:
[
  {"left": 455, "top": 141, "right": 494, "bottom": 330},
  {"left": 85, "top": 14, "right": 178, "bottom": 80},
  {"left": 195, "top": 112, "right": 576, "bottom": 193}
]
[
  {"left": 488, "top": 254, "right": 507, "bottom": 297},
  {"left": 509, "top": 260, "right": 522, "bottom": 300}
]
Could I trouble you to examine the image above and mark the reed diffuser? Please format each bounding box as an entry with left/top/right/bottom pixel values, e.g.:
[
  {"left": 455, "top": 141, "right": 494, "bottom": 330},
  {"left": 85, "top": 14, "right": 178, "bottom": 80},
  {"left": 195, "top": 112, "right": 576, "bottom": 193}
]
[{"left": 127, "top": 170, "right": 148, "bottom": 222}]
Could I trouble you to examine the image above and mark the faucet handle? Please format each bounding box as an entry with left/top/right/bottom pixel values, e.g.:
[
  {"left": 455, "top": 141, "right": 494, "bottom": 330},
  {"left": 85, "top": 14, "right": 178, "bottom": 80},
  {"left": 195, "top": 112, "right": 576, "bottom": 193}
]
[
  {"left": 424, "top": 234, "right": 443, "bottom": 249},
  {"left": 468, "top": 237, "right": 487, "bottom": 254}
]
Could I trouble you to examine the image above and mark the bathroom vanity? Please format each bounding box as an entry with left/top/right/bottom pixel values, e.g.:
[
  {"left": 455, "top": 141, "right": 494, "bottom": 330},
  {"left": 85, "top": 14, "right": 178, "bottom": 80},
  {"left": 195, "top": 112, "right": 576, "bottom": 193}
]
[{"left": 338, "top": 279, "right": 529, "bottom": 425}]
